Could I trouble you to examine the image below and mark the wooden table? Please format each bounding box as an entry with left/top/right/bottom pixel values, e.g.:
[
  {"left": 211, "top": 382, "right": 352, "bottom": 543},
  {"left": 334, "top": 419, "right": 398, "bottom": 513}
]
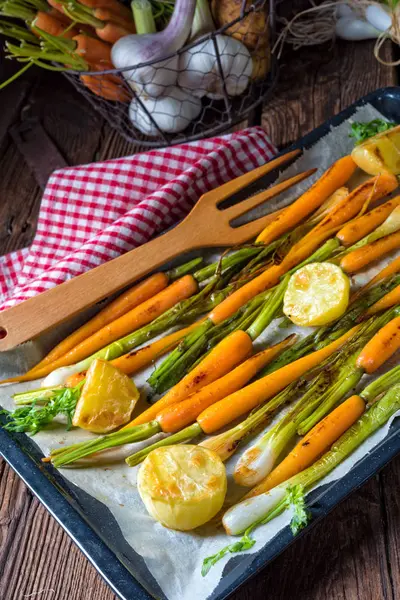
[{"left": 1, "top": 36, "right": 399, "bottom": 600}]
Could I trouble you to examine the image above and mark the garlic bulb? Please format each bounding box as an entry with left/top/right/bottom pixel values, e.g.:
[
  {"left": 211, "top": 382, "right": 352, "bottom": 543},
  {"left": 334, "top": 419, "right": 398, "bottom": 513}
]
[
  {"left": 129, "top": 86, "right": 202, "bottom": 135},
  {"left": 335, "top": 16, "right": 380, "bottom": 40},
  {"left": 178, "top": 34, "right": 253, "bottom": 100}
]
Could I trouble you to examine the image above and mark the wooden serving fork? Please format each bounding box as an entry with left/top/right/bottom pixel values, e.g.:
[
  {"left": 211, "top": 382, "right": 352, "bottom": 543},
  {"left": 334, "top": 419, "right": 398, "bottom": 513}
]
[{"left": 0, "top": 149, "right": 315, "bottom": 350}]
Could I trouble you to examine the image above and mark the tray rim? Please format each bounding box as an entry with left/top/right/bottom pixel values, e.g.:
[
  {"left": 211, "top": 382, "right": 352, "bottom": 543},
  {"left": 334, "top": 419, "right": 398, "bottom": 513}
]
[{"left": 2, "top": 85, "right": 400, "bottom": 600}]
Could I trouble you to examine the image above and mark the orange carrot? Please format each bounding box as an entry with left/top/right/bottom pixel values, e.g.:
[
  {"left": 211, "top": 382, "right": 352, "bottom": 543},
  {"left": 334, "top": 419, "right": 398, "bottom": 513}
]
[
  {"left": 340, "top": 231, "right": 400, "bottom": 274},
  {"left": 256, "top": 156, "right": 357, "bottom": 245},
  {"left": 197, "top": 326, "right": 359, "bottom": 434},
  {"left": 24, "top": 275, "right": 198, "bottom": 379},
  {"left": 208, "top": 264, "right": 284, "bottom": 325},
  {"left": 350, "top": 256, "right": 400, "bottom": 303},
  {"left": 337, "top": 196, "right": 400, "bottom": 247},
  {"left": 78, "top": 0, "right": 133, "bottom": 20},
  {"left": 29, "top": 272, "right": 169, "bottom": 374},
  {"left": 366, "top": 284, "right": 400, "bottom": 315},
  {"left": 94, "top": 7, "right": 135, "bottom": 28},
  {"left": 96, "top": 22, "right": 133, "bottom": 43},
  {"left": 73, "top": 34, "right": 112, "bottom": 65},
  {"left": 244, "top": 394, "right": 365, "bottom": 497},
  {"left": 110, "top": 321, "right": 204, "bottom": 376},
  {"left": 356, "top": 315, "right": 400, "bottom": 374},
  {"left": 81, "top": 69, "right": 130, "bottom": 102},
  {"left": 65, "top": 372, "right": 87, "bottom": 388},
  {"left": 156, "top": 336, "right": 296, "bottom": 434},
  {"left": 32, "top": 11, "right": 78, "bottom": 38},
  {"left": 126, "top": 330, "right": 254, "bottom": 428}
]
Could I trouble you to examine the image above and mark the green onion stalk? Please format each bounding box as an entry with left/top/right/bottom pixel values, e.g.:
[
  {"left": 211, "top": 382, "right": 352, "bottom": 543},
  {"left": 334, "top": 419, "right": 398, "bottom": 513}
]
[{"left": 201, "top": 383, "right": 400, "bottom": 575}]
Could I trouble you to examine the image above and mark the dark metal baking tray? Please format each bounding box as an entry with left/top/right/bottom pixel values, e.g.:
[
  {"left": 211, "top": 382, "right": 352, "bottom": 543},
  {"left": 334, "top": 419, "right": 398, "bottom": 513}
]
[{"left": 2, "top": 86, "right": 400, "bottom": 600}]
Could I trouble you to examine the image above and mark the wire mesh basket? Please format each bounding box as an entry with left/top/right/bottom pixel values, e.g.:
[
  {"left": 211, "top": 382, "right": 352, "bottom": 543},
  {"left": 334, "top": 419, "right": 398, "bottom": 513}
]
[{"left": 64, "top": 0, "right": 276, "bottom": 147}]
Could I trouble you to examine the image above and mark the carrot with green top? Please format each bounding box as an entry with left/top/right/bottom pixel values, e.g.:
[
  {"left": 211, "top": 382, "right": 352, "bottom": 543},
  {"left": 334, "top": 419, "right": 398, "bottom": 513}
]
[
  {"left": 340, "top": 230, "right": 400, "bottom": 274},
  {"left": 337, "top": 196, "right": 400, "bottom": 247},
  {"left": 356, "top": 314, "right": 400, "bottom": 374}
]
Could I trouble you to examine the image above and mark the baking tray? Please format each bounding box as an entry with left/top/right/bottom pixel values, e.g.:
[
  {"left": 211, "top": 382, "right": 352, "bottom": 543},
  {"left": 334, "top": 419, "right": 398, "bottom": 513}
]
[{"left": 2, "top": 86, "right": 400, "bottom": 600}]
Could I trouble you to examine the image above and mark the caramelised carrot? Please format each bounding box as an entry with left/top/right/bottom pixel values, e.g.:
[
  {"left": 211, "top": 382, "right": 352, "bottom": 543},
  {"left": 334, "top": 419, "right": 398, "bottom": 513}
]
[
  {"left": 366, "top": 284, "right": 400, "bottom": 315},
  {"left": 156, "top": 336, "right": 296, "bottom": 434},
  {"left": 127, "top": 330, "right": 254, "bottom": 427},
  {"left": 196, "top": 326, "right": 358, "bottom": 434},
  {"left": 244, "top": 394, "right": 366, "bottom": 497},
  {"left": 350, "top": 256, "right": 400, "bottom": 303},
  {"left": 29, "top": 272, "right": 169, "bottom": 375},
  {"left": 356, "top": 315, "right": 400, "bottom": 374},
  {"left": 256, "top": 156, "right": 357, "bottom": 245},
  {"left": 340, "top": 230, "right": 400, "bottom": 274},
  {"left": 24, "top": 275, "right": 198, "bottom": 379},
  {"left": 337, "top": 196, "right": 400, "bottom": 247}
]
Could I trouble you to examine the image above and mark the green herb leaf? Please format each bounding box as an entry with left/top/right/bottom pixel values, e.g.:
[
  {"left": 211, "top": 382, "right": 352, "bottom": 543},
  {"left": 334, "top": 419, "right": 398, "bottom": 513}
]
[
  {"left": 1, "top": 385, "right": 81, "bottom": 434},
  {"left": 201, "top": 530, "right": 256, "bottom": 576},
  {"left": 349, "top": 119, "right": 397, "bottom": 145},
  {"left": 285, "top": 484, "right": 311, "bottom": 535}
]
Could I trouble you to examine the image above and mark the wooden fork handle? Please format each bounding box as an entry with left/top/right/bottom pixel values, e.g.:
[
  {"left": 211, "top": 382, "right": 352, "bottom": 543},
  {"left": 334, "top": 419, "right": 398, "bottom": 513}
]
[{"left": 0, "top": 224, "right": 195, "bottom": 351}]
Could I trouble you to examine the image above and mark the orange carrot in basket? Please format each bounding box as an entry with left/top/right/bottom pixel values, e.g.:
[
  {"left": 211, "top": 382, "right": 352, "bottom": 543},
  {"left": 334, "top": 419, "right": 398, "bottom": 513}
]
[
  {"left": 156, "top": 336, "right": 296, "bottom": 434},
  {"left": 32, "top": 11, "right": 78, "bottom": 38},
  {"left": 78, "top": 0, "right": 133, "bottom": 20},
  {"left": 96, "top": 21, "right": 134, "bottom": 43},
  {"left": 340, "top": 231, "right": 400, "bottom": 274},
  {"left": 196, "top": 326, "right": 359, "bottom": 434},
  {"left": 126, "top": 330, "right": 254, "bottom": 427},
  {"left": 244, "top": 394, "right": 366, "bottom": 498},
  {"left": 255, "top": 156, "right": 357, "bottom": 245},
  {"left": 94, "top": 7, "right": 135, "bottom": 29},
  {"left": 337, "top": 196, "right": 400, "bottom": 247},
  {"left": 81, "top": 65, "right": 130, "bottom": 102},
  {"left": 73, "top": 34, "right": 112, "bottom": 65},
  {"left": 29, "top": 272, "right": 169, "bottom": 374},
  {"left": 356, "top": 315, "right": 400, "bottom": 374}
]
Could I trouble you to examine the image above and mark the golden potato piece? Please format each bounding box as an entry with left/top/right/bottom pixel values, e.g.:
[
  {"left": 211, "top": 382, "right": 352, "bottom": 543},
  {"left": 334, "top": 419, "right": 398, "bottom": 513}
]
[
  {"left": 352, "top": 125, "right": 400, "bottom": 175},
  {"left": 137, "top": 445, "right": 227, "bottom": 531},
  {"left": 283, "top": 262, "right": 350, "bottom": 327},
  {"left": 72, "top": 359, "right": 139, "bottom": 433}
]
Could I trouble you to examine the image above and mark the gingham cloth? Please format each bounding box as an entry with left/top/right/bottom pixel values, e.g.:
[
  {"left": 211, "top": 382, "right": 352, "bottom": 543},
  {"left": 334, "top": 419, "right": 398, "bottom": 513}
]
[{"left": 0, "top": 126, "right": 276, "bottom": 310}]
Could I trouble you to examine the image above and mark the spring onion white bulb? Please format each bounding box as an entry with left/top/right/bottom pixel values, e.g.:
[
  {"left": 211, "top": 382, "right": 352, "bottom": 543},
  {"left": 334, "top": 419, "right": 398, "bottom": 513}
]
[
  {"left": 222, "top": 486, "right": 286, "bottom": 535},
  {"left": 111, "top": 0, "right": 196, "bottom": 97},
  {"left": 41, "top": 364, "right": 82, "bottom": 387},
  {"left": 129, "top": 86, "right": 202, "bottom": 135},
  {"left": 234, "top": 439, "right": 278, "bottom": 487}
]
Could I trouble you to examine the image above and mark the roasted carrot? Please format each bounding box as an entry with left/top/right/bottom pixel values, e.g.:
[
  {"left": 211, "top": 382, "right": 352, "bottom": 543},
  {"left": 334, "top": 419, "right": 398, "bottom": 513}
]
[
  {"left": 356, "top": 315, "right": 400, "bottom": 374},
  {"left": 32, "top": 11, "right": 78, "bottom": 38},
  {"left": 126, "top": 330, "right": 254, "bottom": 427},
  {"left": 29, "top": 272, "right": 169, "bottom": 375},
  {"left": 340, "top": 230, "right": 400, "bottom": 274},
  {"left": 96, "top": 21, "right": 133, "bottom": 43},
  {"left": 25, "top": 275, "right": 198, "bottom": 379},
  {"left": 156, "top": 336, "right": 296, "bottom": 434},
  {"left": 256, "top": 156, "right": 357, "bottom": 245},
  {"left": 110, "top": 321, "right": 204, "bottom": 376},
  {"left": 244, "top": 394, "right": 366, "bottom": 497},
  {"left": 337, "top": 196, "right": 400, "bottom": 247},
  {"left": 65, "top": 372, "right": 86, "bottom": 388},
  {"left": 73, "top": 34, "right": 112, "bottom": 65},
  {"left": 350, "top": 256, "right": 400, "bottom": 303},
  {"left": 366, "top": 284, "right": 400, "bottom": 315},
  {"left": 208, "top": 264, "right": 284, "bottom": 325},
  {"left": 196, "top": 326, "right": 359, "bottom": 434}
]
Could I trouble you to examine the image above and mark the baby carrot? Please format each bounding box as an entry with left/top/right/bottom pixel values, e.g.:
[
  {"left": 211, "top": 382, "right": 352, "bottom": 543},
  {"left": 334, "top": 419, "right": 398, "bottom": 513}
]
[
  {"left": 156, "top": 336, "right": 296, "bottom": 434},
  {"left": 73, "top": 34, "right": 112, "bottom": 65},
  {"left": 366, "top": 284, "right": 400, "bottom": 315},
  {"left": 340, "top": 230, "right": 400, "bottom": 274},
  {"left": 127, "top": 330, "right": 254, "bottom": 427},
  {"left": 337, "top": 196, "right": 400, "bottom": 247},
  {"left": 350, "top": 256, "right": 400, "bottom": 303},
  {"left": 96, "top": 21, "right": 134, "bottom": 43},
  {"left": 32, "top": 11, "right": 78, "bottom": 38},
  {"left": 244, "top": 394, "right": 366, "bottom": 497},
  {"left": 78, "top": 0, "right": 133, "bottom": 20},
  {"left": 29, "top": 272, "right": 169, "bottom": 374},
  {"left": 356, "top": 315, "right": 400, "bottom": 374},
  {"left": 94, "top": 7, "right": 134, "bottom": 28},
  {"left": 256, "top": 156, "right": 357, "bottom": 245},
  {"left": 25, "top": 275, "right": 198, "bottom": 379},
  {"left": 81, "top": 70, "right": 130, "bottom": 102},
  {"left": 197, "top": 326, "right": 359, "bottom": 434}
]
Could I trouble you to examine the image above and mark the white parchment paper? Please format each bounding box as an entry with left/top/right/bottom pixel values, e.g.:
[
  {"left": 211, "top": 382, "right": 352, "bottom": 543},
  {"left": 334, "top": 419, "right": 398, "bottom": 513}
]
[{"left": 1, "top": 103, "right": 400, "bottom": 600}]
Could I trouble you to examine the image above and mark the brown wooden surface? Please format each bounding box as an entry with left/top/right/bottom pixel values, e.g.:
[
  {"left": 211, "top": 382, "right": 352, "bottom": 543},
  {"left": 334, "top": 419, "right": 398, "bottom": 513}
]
[{"left": 0, "top": 33, "right": 400, "bottom": 600}]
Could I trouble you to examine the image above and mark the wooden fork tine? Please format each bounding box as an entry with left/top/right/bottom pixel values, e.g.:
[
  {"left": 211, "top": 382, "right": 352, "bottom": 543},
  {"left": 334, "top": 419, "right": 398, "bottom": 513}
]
[
  {"left": 202, "top": 149, "right": 302, "bottom": 205},
  {"left": 223, "top": 168, "right": 317, "bottom": 221}
]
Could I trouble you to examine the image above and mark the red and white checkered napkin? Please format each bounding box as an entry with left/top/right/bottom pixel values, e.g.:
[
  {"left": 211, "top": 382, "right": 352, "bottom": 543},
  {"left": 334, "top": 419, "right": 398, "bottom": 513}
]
[{"left": 0, "top": 126, "right": 276, "bottom": 311}]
